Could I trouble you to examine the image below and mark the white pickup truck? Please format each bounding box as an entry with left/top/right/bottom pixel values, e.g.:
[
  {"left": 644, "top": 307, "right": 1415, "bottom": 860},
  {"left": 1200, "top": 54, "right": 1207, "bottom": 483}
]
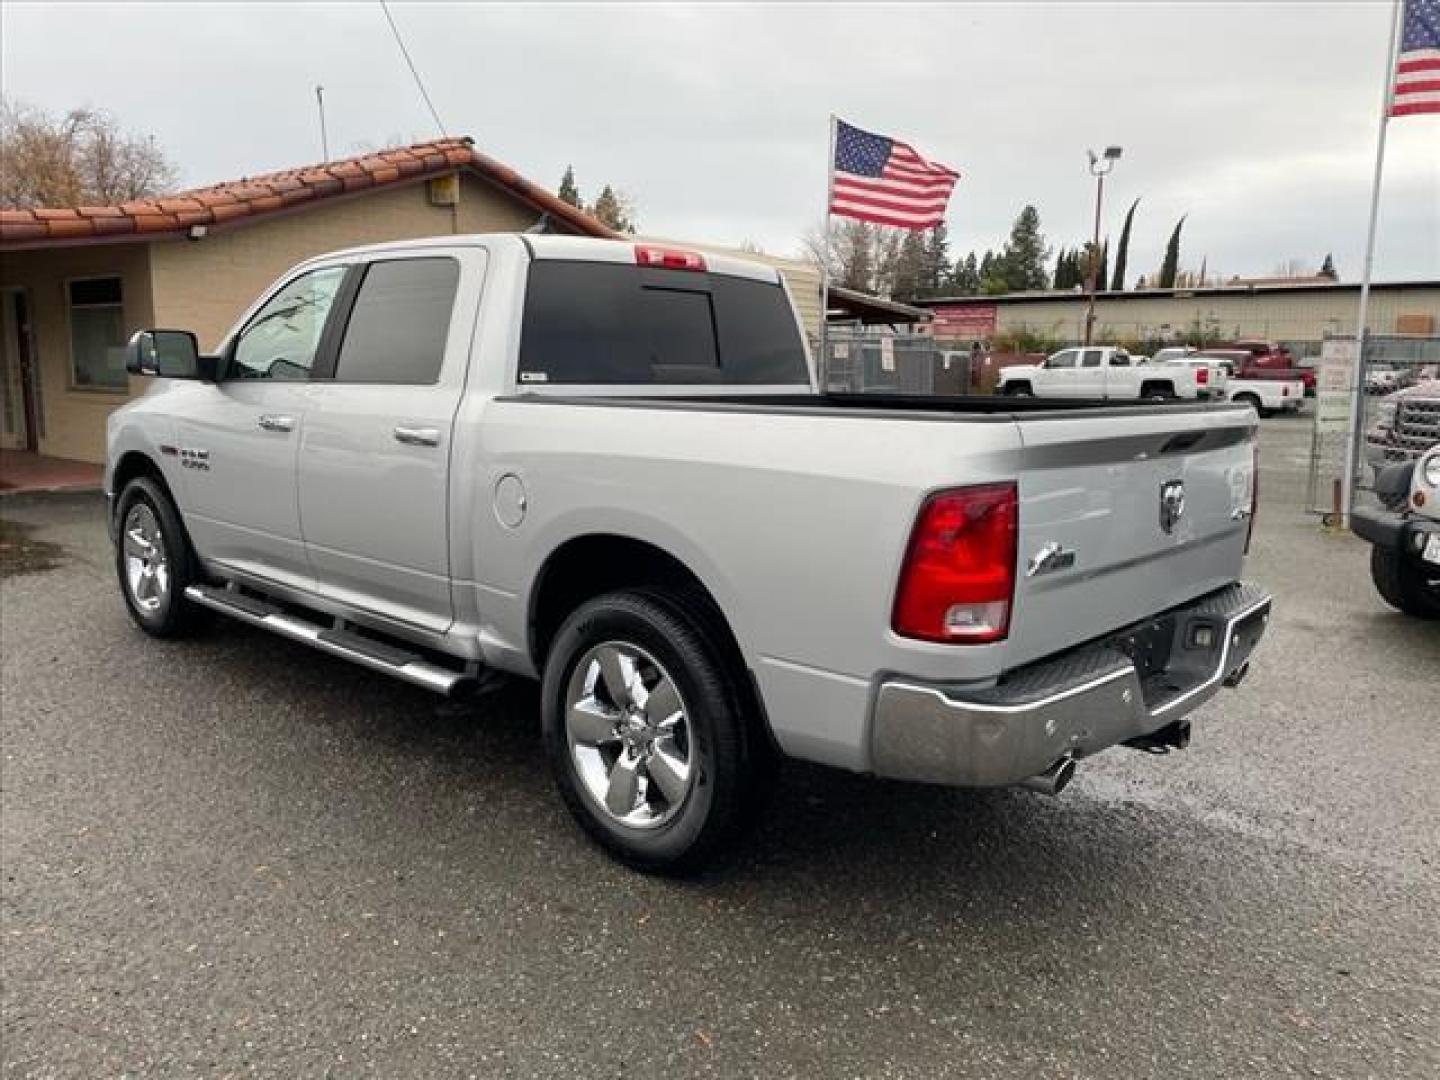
[
  {"left": 998, "top": 346, "right": 1218, "bottom": 401},
  {"left": 106, "top": 234, "right": 1271, "bottom": 871},
  {"left": 1225, "top": 375, "right": 1304, "bottom": 417}
]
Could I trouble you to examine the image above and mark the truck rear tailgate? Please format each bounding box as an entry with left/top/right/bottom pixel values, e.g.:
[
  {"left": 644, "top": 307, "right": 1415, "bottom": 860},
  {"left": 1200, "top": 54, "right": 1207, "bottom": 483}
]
[{"left": 1004, "top": 405, "right": 1256, "bottom": 668}]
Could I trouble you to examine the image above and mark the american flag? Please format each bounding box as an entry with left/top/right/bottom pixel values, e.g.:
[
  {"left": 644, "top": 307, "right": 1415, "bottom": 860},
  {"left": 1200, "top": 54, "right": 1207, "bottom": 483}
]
[
  {"left": 1392, "top": 0, "right": 1440, "bottom": 117},
  {"left": 829, "top": 119, "right": 959, "bottom": 229}
]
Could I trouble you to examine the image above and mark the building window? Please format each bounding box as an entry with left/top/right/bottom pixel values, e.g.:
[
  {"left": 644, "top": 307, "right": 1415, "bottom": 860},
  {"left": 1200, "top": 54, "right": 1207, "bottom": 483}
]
[{"left": 68, "top": 277, "right": 127, "bottom": 391}]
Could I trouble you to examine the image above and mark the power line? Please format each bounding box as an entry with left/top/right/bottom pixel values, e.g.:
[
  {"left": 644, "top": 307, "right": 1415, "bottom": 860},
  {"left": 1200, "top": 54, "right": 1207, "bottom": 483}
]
[{"left": 378, "top": 0, "right": 447, "bottom": 138}]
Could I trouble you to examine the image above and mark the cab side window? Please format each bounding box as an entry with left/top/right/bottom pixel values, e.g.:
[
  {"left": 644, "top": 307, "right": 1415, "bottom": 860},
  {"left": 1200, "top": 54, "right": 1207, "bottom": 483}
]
[
  {"left": 1081, "top": 349, "right": 1103, "bottom": 368},
  {"left": 1109, "top": 353, "right": 1131, "bottom": 367},
  {"left": 1048, "top": 350, "right": 1079, "bottom": 369},
  {"left": 231, "top": 267, "right": 347, "bottom": 381},
  {"left": 333, "top": 258, "right": 460, "bottom": 384}
]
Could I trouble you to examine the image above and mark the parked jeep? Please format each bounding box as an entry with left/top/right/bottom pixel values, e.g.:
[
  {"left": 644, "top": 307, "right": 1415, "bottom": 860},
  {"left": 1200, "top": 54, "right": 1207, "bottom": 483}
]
[
  {"left": 1365, "top": 380, "right": 1440, "bottom": 476},
  {"left": 1351, "top": 448, "right": 1440, "bottom": 619}
]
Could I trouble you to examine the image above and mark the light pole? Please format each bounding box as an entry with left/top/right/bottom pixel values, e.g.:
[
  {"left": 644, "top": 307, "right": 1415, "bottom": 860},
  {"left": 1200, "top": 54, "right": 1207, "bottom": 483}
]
[{"left": 1083, "top": 145, "right": 1122, "bottom": 346}]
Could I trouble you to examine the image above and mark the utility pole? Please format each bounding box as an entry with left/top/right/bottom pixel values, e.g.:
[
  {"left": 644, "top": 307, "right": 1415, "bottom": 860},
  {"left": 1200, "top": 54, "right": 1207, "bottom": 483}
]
[
  {"left": 1083, "top": 145, "right": 1122, "bottom": 346},
  {"left": 315, "top": 85, "right": 329, "bottom": 161}
]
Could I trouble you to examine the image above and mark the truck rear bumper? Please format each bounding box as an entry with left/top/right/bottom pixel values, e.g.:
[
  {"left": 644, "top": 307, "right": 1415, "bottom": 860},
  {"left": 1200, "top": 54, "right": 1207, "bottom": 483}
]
[{"left": 869, "top": 582, "right": 1272, "bottom": 788}]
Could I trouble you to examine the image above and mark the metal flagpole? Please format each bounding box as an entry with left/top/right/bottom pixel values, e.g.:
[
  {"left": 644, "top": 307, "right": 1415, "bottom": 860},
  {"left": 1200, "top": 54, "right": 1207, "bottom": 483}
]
[
  {"left": 1341, "top": 0, "right": 1404, "bottom": 528},
  {"left": 818, "top": 115, "right": 838, "bottom": 383}
]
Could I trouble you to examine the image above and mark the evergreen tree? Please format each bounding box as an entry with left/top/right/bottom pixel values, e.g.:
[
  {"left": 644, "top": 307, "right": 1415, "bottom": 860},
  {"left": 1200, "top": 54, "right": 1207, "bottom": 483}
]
[
  {"left": 591, "top": 185, "right": 635, "bottom": 232},
  {"left": 1158, "top": 215, "right": 1186, "bottom": 289},
  {"left": 835, "top": 220, "right": 876, "bottom": 291},
  {"left": 1319, "top": 252, "right": 1338, "bottom": 280},
  {"left": 890, "top": 229, "right": 929, "bottom": 299},
  {"left": 1110, "top": 198, "right": 1139, "bottom": 291},
  {"left": 950, "top": 252, "right": 980, "bottom": 295},
  {"left": 557, "top": 165, "right": 581, "bottom": 208},
  {"left": 919, "top": 223, "right": 951, "bottom": 298},
  {"left": 873, "top": 228, "right": 903, "bottom": 295},
  {"left": 999, "top": 205, "right": 1051, "bottom": 290},
  {"left": 1055, "top": 247, "right": 1083, "bottom": 290},
  {"left": 979, "top": 247, "right": 1011, "bottom": 294}
]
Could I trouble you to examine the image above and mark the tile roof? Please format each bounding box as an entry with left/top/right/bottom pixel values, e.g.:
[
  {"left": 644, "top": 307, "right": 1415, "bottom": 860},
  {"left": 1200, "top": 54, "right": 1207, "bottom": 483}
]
[{"left": 0, "top": 137, "right": 619, "bottom": 248}]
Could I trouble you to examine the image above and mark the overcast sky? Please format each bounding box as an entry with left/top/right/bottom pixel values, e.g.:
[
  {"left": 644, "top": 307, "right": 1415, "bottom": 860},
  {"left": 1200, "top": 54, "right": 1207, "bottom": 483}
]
[{"left": 4, "top": 1, "right": 1437, "bottom": 282}]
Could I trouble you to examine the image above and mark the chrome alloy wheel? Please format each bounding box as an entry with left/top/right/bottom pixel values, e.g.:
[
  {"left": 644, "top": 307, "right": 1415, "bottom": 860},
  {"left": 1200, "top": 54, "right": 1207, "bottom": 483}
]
[
  {"left": 565, "top": 641, "right": 694, "bottom": 829},
  {"left": 122, "top": 503, "right": 170, "bottom": 613}
]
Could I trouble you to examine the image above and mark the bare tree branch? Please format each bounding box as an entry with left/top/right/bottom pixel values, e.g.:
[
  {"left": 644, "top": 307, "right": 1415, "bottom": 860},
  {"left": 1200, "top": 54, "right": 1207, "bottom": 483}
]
[{"left": 1, "top": 97, "right": 178, "bottom": 208}]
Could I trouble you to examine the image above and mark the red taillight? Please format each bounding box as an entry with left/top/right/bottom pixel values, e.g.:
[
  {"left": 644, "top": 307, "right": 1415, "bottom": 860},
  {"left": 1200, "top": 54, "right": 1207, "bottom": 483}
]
[
  {"left": 634, "top": 244, "right": 706, "bottom": 271},
  {"left": 892, "top": 483, "right": 1018, "bottom": 644},
  {"left": 1197, "top": 367, "right": 1209, "bottom": 385}
]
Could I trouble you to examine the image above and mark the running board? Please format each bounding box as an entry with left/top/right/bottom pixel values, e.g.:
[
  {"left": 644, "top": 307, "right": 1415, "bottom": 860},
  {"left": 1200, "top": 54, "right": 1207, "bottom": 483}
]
[{"left": 184, "top": 585, "right": 474, "bottom": 697}]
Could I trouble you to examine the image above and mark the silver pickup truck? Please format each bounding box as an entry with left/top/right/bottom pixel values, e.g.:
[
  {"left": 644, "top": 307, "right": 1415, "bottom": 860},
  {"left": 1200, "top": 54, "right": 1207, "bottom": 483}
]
[{"left": 107, "top": 234, "right": 1271, "bottom": 871}]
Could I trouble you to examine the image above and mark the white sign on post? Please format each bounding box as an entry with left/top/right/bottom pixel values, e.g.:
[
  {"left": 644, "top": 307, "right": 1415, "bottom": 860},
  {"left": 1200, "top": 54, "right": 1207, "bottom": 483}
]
[
  {"left": 1315, "top": 338, "right": 1357, "bottom": 432},
  {"left": 879, "top": 336, "right": 896, "bottom": 372}
]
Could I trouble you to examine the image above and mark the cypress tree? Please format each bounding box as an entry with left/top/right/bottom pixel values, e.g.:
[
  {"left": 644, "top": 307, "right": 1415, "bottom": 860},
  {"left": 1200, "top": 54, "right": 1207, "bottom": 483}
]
[
  {"left": 1158, "top": 215, "right": 1186, "bottom": 289},
  {"left": 1110, "top": 198, "right": 1139, "bottom": 291}
]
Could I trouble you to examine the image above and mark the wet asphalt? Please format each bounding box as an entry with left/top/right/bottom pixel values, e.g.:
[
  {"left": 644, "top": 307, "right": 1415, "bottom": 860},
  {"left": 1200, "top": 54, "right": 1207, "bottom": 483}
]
[{"left": 2, "top": 414, "right": 1437, "bottom": 1079}]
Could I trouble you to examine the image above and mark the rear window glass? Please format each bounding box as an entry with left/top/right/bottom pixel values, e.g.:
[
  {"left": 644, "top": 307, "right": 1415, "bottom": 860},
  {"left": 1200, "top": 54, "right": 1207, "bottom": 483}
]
[
  {"left": 334, "top": 258, "right": 459, "bottom": 384},
  {"left": 519, "top": 261, "right": 808, "bottom": 385}
]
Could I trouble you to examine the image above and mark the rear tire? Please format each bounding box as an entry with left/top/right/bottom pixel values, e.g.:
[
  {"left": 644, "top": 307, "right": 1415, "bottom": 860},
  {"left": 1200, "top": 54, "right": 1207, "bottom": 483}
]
[
  {"left": 1140, "top": 382, "right": 1176, "bottom": 402},
  {"left": 1369, "top": 547, "right": 1440, "bottom": 619},
  {"left": 113, "top": 476, "right": 203, "bottom": 638},
  {"left": 541, "top": 590, "right": 763, "bottom": 873}
]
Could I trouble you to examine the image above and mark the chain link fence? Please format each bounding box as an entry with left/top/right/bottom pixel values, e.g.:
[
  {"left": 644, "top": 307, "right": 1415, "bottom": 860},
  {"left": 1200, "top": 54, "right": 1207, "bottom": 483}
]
[
  {"left": 1307, "top": 334, "right": 1440, "bottom": 522},
  {"left": 819, "top": 330, "right": 972, "bottom": 395}
]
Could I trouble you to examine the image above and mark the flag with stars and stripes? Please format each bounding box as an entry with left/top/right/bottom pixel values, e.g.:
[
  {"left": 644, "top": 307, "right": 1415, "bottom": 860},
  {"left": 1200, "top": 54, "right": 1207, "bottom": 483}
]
[
  {"left": 829, "top": 119, "right": 959, "bottom": 229},
  {"left": 1393, "top": 0, "right": 1440, "bottom": 116}
]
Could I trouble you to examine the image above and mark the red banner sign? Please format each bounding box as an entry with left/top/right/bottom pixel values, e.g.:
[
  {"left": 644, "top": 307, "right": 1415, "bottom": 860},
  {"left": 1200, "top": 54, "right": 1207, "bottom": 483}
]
[{"left": 930, "top": 304, "right": 997, "bottom": 341}]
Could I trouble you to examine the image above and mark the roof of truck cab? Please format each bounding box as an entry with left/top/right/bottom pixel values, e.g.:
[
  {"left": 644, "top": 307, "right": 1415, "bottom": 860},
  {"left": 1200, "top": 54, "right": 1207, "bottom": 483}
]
[
  {"left": 294, "top": 233, "right": 783, "bottom": 284},
  {"left": 523, "top": 234, "right": 781, "bottom": 283}
]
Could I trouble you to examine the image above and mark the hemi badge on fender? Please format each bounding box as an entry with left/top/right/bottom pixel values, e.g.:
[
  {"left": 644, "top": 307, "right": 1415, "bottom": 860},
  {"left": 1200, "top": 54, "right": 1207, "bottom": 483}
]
[
  {"left": 159, "top": 445, "right": 178, "bottom": 456},
  {"left": 1027, "top": 540, "right": 1076, "bottom": 578}
]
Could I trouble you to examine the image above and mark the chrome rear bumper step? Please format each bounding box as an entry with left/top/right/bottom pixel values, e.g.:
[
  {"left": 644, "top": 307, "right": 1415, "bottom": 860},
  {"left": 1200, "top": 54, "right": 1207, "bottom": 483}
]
[{"left": 184, "top": 585, "right": 474, "bottom": 697}]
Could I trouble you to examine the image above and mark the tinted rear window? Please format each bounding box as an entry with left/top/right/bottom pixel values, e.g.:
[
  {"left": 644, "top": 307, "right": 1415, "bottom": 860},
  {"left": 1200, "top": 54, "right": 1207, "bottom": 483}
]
[
  {"left": 519, "top": 261, "right": 808, "bottom": 385},
  {"left": 334, "top": 258, "right": 459, "bottom": 384}
]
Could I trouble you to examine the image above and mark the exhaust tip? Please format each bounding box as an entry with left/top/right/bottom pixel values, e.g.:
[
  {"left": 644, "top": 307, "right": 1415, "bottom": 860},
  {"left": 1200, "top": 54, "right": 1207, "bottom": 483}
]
[{"left": 1018, "top": 756, "right": 1076, "bottom": 796}]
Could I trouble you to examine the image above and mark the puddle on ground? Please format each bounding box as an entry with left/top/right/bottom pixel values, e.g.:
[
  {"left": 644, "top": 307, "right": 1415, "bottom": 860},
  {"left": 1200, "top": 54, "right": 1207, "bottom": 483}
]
[{"left": 0, "top": 519, "right": 66, "bottom": 578}]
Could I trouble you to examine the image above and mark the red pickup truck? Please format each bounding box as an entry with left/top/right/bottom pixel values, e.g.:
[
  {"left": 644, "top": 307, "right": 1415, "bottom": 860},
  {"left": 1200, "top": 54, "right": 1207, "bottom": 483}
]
[{"left": 1216, "top": 341, "right": 1317, "bottom": 396}]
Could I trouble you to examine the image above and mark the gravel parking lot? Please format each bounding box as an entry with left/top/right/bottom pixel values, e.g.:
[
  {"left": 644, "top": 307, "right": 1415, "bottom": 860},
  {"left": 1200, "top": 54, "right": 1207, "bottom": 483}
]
[{"left": 3, "top": 414, "right": 1437, "bottom": 1079}]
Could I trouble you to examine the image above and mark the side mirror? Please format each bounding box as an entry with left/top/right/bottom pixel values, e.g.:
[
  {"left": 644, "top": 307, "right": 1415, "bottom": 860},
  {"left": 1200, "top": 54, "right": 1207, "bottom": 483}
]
[{"left": 125, "top": 329, "right": 216, "bottom": 381}]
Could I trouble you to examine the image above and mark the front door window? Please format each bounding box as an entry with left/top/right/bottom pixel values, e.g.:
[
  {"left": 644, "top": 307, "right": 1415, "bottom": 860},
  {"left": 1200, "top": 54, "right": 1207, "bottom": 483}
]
[{"left": 231, "top": 267, "right": 346, "bottom": 381}]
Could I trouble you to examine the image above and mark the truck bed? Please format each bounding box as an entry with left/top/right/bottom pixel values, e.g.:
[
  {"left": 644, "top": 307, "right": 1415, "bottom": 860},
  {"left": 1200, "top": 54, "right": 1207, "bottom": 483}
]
[{"left": 504, "top": 391, "right": 1250, "bottom": 419}]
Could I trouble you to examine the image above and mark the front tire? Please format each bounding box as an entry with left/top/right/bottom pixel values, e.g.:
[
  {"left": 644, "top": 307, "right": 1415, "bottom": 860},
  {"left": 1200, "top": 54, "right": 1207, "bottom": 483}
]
[
  {"left": 114, "top": 476, "right": 203, "bottom": 637},
  {"left": 541, "top": 590, "right": 760, "bottom": 873},
  {"left": 1369, "top": 547, "right": 1440, "bottom": 619}
]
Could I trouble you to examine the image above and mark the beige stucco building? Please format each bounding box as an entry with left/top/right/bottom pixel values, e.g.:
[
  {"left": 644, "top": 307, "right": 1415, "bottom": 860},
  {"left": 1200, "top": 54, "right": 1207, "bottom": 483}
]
[
  {"left": 914, "top": 281, "right": 1440, "bottom": 359},
  {"left": 1, "top": 137, "right": 823, "bottom": 464}
]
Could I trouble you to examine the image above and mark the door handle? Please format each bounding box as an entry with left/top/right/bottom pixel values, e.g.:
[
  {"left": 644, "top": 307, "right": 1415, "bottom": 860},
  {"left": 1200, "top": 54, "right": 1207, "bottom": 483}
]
[
  {"left": 393, "top": 425, "right": 441, "bottom": 447},
  {"left": 257, "top": 414, "right": 295, "bottom": 432}
]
